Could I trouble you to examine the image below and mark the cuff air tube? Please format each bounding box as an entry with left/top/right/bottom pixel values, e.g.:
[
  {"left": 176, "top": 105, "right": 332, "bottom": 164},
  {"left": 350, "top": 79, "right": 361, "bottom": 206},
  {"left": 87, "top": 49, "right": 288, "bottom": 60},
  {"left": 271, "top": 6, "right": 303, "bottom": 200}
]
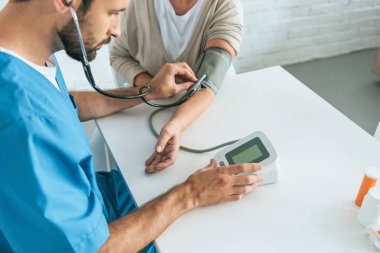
[{"left": 194, "top": 47, "right": 232, "bottom": 94}]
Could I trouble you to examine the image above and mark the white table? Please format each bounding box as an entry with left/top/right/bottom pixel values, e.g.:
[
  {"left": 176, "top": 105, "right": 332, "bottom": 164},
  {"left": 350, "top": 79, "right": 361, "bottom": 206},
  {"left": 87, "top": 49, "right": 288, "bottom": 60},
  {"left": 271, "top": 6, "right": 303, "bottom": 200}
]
[{"left": 96, "top": 66, "right": 380, "bottom": 253}]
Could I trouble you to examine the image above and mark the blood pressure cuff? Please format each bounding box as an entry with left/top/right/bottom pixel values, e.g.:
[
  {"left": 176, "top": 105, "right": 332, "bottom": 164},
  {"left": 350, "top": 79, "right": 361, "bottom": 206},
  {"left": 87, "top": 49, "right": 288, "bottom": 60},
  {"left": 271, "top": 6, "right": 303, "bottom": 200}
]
[{"left": 194, "top": 47, "right": 232, "bottom": 94}]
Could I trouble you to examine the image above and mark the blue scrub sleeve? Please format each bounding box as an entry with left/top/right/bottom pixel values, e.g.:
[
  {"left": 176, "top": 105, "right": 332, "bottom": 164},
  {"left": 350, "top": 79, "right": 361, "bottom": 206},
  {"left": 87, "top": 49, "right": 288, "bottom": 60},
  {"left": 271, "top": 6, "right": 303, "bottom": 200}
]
[{"left": 0, "top": 115, "right": 109, "bottom": 252}]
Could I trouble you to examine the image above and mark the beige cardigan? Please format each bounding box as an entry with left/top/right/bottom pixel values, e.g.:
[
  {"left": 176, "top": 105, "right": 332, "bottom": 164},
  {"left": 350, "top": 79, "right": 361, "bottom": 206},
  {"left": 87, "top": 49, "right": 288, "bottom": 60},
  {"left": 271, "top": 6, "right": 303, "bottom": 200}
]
[{"left": 109, "top": 0, "right": 243, "bottom": 85}]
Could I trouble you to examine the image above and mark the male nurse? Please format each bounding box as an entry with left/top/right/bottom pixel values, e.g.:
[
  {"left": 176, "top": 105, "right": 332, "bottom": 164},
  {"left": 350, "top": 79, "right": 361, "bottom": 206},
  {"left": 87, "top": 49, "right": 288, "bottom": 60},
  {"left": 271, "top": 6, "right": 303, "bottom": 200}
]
[{"left": 0, "top": 0, "right": 263, "bottom": 252}]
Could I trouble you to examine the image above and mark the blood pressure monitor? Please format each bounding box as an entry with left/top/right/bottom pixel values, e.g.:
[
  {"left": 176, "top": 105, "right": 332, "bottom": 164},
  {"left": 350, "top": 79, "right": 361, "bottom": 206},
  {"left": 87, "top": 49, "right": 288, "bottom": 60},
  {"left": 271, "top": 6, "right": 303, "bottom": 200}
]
[{"left": 214, "top": 131, "right": 279, "bottom": 185}]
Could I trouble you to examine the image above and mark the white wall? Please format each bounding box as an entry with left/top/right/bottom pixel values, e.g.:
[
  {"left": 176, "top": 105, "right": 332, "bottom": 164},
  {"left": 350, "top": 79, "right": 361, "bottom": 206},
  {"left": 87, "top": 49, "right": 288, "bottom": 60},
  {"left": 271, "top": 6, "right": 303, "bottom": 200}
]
[
  {"left": 236, "top": 0, "right": 380, "bottom": 72},
  {"left": 1, "top": 0, "right": 380, "bottom": 86},
  {"left": 55, "top": 48, "right": 115, "bottom": 91},
  {"left": 58, "top": 0, "right": 380, "bottom": 86}
]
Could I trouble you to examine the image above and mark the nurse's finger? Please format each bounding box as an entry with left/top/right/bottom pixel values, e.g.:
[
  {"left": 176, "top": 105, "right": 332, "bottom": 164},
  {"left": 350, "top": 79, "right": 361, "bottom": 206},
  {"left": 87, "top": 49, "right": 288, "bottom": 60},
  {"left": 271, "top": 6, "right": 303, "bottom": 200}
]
[
  {"left": 177, "top": 62, "right": 195, "bottom": 77},
  {"left": 220, "top": 163, "right": 263, "bottom": 175},
  {"left": 173, "top": 64, "right": 197, "bottom": 82},
  {"left": 175, "top": 81, "right": 194, "bottom": 93},
  {"left": 232, "top": 174, "right": 263, "bottom": 186},
  {"left": 230, "top": 184, "right": 258, "bottom": 196}
]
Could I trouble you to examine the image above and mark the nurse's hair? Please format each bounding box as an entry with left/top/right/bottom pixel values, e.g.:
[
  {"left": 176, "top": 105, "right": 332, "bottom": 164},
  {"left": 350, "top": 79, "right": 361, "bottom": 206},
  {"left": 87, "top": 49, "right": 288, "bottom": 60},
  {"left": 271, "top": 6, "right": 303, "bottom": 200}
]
[{"left": 12, "top": 0, "right": 94, "bottom": 13}]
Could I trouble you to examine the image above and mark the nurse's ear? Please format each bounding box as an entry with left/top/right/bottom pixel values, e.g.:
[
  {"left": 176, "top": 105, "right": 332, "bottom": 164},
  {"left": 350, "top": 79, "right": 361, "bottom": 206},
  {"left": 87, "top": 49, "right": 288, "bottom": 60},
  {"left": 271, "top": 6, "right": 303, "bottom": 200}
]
[
  {"left": 52, "top": 0, "right": 76, "bottom": 28},
  {"left": 53, "top": 0, "right": 74, "bottom": 14}
]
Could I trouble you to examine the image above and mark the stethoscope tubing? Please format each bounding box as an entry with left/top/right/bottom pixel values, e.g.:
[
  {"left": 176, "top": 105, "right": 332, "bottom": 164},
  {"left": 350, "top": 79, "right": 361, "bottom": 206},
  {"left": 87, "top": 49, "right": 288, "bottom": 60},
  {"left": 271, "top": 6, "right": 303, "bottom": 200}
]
[{"left": 69, "top": 4, "right": 203, "bottom": 108}]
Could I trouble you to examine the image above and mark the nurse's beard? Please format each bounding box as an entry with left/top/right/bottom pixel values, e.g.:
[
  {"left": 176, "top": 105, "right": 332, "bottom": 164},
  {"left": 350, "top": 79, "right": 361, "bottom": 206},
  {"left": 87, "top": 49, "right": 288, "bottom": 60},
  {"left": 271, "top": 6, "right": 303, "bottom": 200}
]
[{"left": 58, "top": 17, "right": 98, "bottom": 62}]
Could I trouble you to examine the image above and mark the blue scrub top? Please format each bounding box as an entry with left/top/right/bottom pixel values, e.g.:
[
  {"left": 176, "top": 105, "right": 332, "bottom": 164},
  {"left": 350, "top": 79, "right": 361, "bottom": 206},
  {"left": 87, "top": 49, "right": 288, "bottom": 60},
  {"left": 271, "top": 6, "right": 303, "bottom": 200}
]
[{"left": 0, "top": 52, "right": 109, "bottom": 252}]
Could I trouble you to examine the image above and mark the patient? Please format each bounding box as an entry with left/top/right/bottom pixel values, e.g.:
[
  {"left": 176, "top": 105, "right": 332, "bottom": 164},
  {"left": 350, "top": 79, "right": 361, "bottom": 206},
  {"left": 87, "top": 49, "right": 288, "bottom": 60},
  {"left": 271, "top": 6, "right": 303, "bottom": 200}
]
[{"left": 110, "top": 0, "right": 243, "bottom": 173}]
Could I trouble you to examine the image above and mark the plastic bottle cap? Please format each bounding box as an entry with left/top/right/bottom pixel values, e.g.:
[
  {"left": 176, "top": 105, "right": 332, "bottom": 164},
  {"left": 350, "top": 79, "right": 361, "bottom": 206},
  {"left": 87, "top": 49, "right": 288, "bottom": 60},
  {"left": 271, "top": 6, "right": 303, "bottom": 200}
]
[{"left": 355, "top": 167, "right": 380, "bottom": 207}]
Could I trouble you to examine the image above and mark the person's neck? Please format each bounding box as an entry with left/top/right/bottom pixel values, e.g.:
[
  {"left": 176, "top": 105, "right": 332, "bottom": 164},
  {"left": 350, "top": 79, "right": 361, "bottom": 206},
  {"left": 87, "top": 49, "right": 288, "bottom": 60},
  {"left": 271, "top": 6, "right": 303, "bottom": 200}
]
[
  {"left": 169, "top": 0, "right": 198, "bottom": 16},
  {"left": 0, "top": 2, "right": 60, "bottom": 66}
]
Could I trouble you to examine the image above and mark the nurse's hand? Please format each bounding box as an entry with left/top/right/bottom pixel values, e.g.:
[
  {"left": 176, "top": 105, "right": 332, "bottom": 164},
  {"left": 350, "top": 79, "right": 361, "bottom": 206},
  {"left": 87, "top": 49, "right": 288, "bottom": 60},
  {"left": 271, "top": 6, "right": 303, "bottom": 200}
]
[
  {"left": 145, "top": 123, "right": 181, "bottom": 173},
  {"left": 148, "top": 62, "right": 197, "bottom": 99},
  {"left": 185, "top": 160, "right": 264, "bottom": 207}
]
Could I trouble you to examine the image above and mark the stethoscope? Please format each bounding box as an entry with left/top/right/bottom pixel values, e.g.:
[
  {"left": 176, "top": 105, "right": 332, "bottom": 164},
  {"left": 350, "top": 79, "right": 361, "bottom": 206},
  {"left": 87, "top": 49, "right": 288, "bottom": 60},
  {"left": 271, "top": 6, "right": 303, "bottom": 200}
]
[{"left": 67, "top": 1, "right": 205, "bottom": 108}]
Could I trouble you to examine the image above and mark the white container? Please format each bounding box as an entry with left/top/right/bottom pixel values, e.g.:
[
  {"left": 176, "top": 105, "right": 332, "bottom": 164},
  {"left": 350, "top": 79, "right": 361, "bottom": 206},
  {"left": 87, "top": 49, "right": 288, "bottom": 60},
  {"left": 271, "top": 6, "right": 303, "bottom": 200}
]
[
  {"left": 367, "top": 224, "right": 380, "bottom": 251},
  {"left": 358, "top": 183, "right": 380, "bottom": 226}
]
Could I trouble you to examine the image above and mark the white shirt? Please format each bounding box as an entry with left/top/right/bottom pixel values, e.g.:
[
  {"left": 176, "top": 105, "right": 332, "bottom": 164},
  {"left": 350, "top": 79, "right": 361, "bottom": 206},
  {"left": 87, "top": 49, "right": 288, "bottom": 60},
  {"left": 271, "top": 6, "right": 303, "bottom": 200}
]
[
  {"left": 0, "top": 47, "right": 60, "bottom": 91},
  {"left": 154, "top": 0, "right": 205, "bottom": 61}
]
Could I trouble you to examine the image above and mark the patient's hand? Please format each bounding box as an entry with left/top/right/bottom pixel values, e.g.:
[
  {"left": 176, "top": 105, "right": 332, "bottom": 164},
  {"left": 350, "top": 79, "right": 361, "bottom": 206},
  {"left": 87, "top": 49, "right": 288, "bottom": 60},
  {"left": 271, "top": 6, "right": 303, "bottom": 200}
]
[{"left": 145, "top": 123, "right": 180, "bottom": 173}]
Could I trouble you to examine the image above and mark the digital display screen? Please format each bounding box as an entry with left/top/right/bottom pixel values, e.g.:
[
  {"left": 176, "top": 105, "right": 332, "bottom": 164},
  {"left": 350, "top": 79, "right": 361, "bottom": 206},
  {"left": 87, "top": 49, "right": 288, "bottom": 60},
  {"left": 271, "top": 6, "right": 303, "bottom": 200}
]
[
  {"left": 225, "top": 137, "right": 270, "bottom": 165},
  {"left": 231, "top": 144, "right": 263, "bottom": 164}
]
